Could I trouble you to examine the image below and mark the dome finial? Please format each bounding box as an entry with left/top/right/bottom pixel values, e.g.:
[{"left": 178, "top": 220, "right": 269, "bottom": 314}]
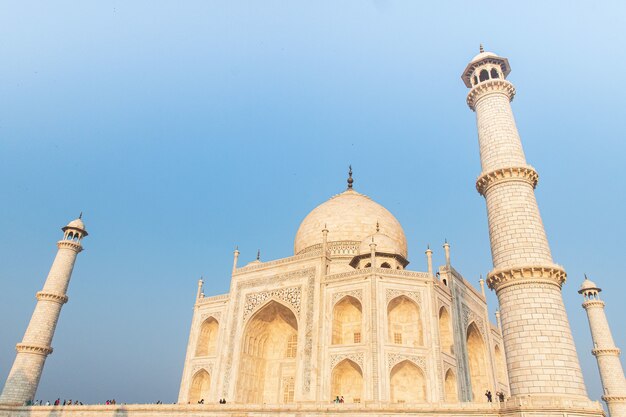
[
  {"left": 79, "top": 212, "right": 83, "bottom": 219},
  {"left": 479, "top": 43, "right": 484, "bottom": 53},
  {"left": 347, "top": 165, "right": 354, "bottom": 189},
  {"left": 256, "top": 249, "right": 261, "bottom": 261},
  {"left": 376, "top": 221, "right": 380, "bottom": 233}
]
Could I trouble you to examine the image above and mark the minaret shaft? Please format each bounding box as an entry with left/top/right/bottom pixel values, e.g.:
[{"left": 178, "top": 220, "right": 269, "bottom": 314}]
[
  {"left": 581, "top": 292, "right": 626, "bottom": 417},
  {"left": 466, "top": 61, "right": 587, "bottom": 398},
  {"left": 0, "top": 226, "right": 85, "bottom": 405}
]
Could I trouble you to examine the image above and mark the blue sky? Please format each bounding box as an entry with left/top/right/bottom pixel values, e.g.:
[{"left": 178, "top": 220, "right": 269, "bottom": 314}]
[{"left": 1, "top": 0, "right": 625, "bottom": 405}]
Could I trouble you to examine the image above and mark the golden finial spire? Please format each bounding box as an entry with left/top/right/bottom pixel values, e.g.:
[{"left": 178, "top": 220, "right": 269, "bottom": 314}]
[
  {"left": 347, "top": 165, "right": 354, "bottom": 189},
  {"left": 256, "top": 249, "right": 261, "bottom": 261},
  {"left": 79, "top": 212, "right": 83, "bottom": 219},
  {"left": 479, "top": 43, "right": 484, "bottom": 53}
]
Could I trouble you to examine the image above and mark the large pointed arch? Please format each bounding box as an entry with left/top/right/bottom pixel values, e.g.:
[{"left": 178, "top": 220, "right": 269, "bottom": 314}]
[
  {"left": 387, "top": 295, "right": 422, "bottom": 346},
  {"left": 195, "top": 317, "right": 219, "bottom": 357},
  {"left": 466, "top": 322, "right": 489, "bottom": 401},
  {"left": 188, "top": 369, "right": 211, "bottom": 403},
  {"left": 330, "top": 359, "right": 363, "bottom": 403},
  {"left": 332, "top": 296, "right": 362, "bottom": 345},
  {"left": 444, "top": 368, "right": 458, "bottom": 402},
  {"left": 236, "top": 300, "right": 299, "bottom": 404},
  {"left": 389, "top": 360, "right": 426, "bottom": 403}
]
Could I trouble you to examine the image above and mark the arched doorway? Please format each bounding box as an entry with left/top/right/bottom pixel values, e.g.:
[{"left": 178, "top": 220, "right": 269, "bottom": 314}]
[
  {"left": 438, "top": 307, "right": 453, "bottom": 354},
  {"left": 389, "top": 360, "right": 426, "bottom": 403},
  {"left": 332, "top": 296, "right": 362, "bottom": 345},
  {"left": 330, "top": 359, "right": 363, "bottom": 403},
  {"left": 466, "top": 322, "right": 489, "bottom": 401},
  {"left": 444, "top": 368, "right": 458, "bottom": 402},
  {"left": 236, "top": 300, "right": 298, "bottom": 404},
  {"left": 189, "top": 369, "right": 210, "bottom": 403},
  {"left": 388, "top": 296, "right": 422, "bottom": 346},
  {"left": 195, "top": 317, "right": 219, "bottom": 357}
]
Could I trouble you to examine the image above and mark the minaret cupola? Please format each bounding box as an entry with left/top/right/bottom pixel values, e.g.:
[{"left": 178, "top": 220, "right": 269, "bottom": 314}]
[
  {"left": 462, "top": 44, "right": 511, "bottom": 87},
  {"left": 62, "top": 214, "right": 88, "bottom": 243}
]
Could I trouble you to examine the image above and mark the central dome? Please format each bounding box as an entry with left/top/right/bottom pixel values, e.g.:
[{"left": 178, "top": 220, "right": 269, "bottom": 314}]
[{"left": 294, "top": 189, "right": 407, "bottom": 257}]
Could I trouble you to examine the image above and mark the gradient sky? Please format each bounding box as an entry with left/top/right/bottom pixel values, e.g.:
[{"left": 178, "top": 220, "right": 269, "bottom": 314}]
[{"left": 1, "top": 0, "right": 625, "bottom": 406}]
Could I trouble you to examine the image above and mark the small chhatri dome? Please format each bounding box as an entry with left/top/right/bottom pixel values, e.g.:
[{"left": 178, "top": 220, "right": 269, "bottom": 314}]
[
  {"left": 294, "top": 188, "right": 407, "bottom": 257},
  {"left": 578, "top": 274, "right": 601, "bottom": 293},
  {"left": 62, "top": 215, "right": 88, "bottom": 236},
  {"left": 461, "top": 45, "right": 511, "bottom": 88}
]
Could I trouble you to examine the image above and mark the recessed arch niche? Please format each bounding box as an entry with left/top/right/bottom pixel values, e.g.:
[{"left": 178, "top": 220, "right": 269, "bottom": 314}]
[
  {"left": 387, "top": 296, "right": 422, "bottom": 346},
  {"left": 466, "top": 322, "right": 489, "bottom": 401},
  {"left": 389, "top": 360, "right": 426, "bottom": 403},
  {"left": 330, "top": 359, "right": 363, "bottom": 403},
  {"left": 332, "top": 296, "right": 362, "bottom": 345},
  {"left": 195, "top": 317, "right": 219, "bottom": 357},
  {"left": 236, "top": 300, "right": 298, "bottom": 404},
  {"left": 188, "top": 369, "right": 210, "bottom": 403}
]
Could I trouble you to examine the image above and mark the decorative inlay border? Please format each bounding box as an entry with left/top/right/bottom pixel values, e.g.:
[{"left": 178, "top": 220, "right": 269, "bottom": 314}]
[
  {"left": 466, "top": 79, "right": 516, "bottom": 110},
  {"left": 332, "top": 289, "right": 363, "bottom": 305},
  {"left": 197, "top": 294, "right": 229, "bottom": 305},
  {"left": 36, "top": 291, "right": 68, "bottom": 304},
  {"left": 330, "top": 352, "right": 364, "bottom": 370},
  {"left": 298, "top": 241, "right": 361, "bottom": 257},
  {"left": 326, "top": 268, "right": 430, "bottom": 282},
  {"left": 236, "top": 250, "right": 321, "bottom": 274},
  {"left": 462, "top": 305, "right": 486, "bottom": 338},
  {"left": 387, "top": 353, "right": 426, "bottom": 373},
  {"left": 222, "top": 267, "right": 316, "bottom": 397},
  {"left": 487, "top": 265, "right": 566, "bottom": 291},
  {"left": 16, "top": 343, "right": 53, "bottom": 356},
  {"left": 592, "top": 348, "right": 621, "bottom": 356},
  {"left": 243, "top": 286, "right": 302, "bottom": 321},
  {"left": 385, "top": 288, "right": 422, "bottom": 306},
  {"left": 476, "top": 166, "right": 538, "bottom": 196},
  {"left": 191, "top": 362, "right": 214, "bottom": 376},
  {"left": 200, "top": 311, "right": 222, "bottom": 322}
]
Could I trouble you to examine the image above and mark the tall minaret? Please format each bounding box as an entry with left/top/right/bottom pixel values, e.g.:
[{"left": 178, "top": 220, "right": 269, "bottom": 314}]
[
  {"left": 462, "top": 48, "right": 588, "bottom": 399},
  {"left": 0, "top": 217, "right": 87, "bottom": 405},
  {"left": 579, "top": 276, "right": 626, "bottom": 416}
]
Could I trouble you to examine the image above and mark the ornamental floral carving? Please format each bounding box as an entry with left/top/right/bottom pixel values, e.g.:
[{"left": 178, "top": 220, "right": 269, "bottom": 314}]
[
  {"left": 332, "top": 289, "right": 363, "bottom": 305},
  {"left": 387, "top": 353, "right": 426, "bottom": 373},
  {"left": 462, "top": 304, "right": 486, "bottom": 338},
  {"left": 200, "top": 311, "right": 222, "bottom": 322},
  {"left": 330, "top": 352, "right": 364, "bottom": 369},
  {"left": 243, "top": 286, "right": 302, "bottom": 321},
  {"left": 191, "top": 362, "right": 213, "bottom": 376},
  {"left": 386, "top": 288, "right": 422, "bottom": 306}
]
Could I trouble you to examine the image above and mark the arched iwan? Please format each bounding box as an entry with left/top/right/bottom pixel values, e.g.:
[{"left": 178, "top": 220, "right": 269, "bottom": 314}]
[
  {"left": 236, "top": 300, "right": 298, "bottom": 404},
  {"left": 466, "top": 322, "right": 489, "bottom": 401},
  {"left": 330, "top": 359, "right": 363, "bottom": 403},
  {"left": 444, "top": 368, "right": 458, "bottom": 402},
  {"left": 189, "top": 369, "right": 210, "bottom": 404},
  {"left": 332, "top": 296, "right": 362, "bottom": 345},
  {"left": 195, "top": 317, "right": 219, "bottom": 357},
  {"left": 389, "top": 360, "right": 426, "bottom": 403},
  {"left": 439, "top": 306, "right": 453, "bottom": 354},
  {"left": 388, "top": 296, "right": 422, "bottom": 346}
]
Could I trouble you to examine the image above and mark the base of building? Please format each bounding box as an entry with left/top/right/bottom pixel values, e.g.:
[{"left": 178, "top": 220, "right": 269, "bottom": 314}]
[{"left": 0, "top": 397, "right": 605, "bottom": 417}]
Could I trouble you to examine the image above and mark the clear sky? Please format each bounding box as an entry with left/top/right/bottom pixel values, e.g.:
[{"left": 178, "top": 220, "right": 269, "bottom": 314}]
[{"left": 1, "top": 0, "right": 625, "bottom": 406}]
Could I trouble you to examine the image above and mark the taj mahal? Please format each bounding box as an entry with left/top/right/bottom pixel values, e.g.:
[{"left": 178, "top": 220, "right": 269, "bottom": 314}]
[{"left": 1, "top": 48, "right": 625, "bottom": 417}]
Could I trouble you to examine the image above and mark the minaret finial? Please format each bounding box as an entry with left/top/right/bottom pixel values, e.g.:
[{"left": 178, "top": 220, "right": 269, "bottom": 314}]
[
  {"left": 479, "top": 43, "right": 484, "bottom": 53},
  {"left": 584, "top": 273, "right": 588, "bottom": 280},
  {"left": 79, "top": 212, "right": 83, "bottom": 219},
  {"left": 347, "top": 165, "right": 353, "bottom": 189},
  {"left": 376, "top": 221, "right": 380, "bottom": 233},
  {"left": 257, "top": 249, "right": 260, "bottom": 261}
]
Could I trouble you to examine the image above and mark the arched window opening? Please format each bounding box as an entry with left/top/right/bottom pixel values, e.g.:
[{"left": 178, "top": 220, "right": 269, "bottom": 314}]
[
  {"left": 364, "top": 262, "right": 371, "bottom": 268},
  {"left": 467, "top": 322, "right": 489, "bottom": 401},
  {"left": 195, "top": 317, "right": 219, "bottom": 357},
  {"left": 236, "top": 301, "right": 298, "bottom": 404},
  {"left": 479, "top": 69, "right": 489, "bottom": 82},
  {"left": 67, "top": 232, "right": 74, "bottom": 240},
  {"left": 380, "top": 262, "right": 391, "bottom": 269},
  {"left": 390, "top": 360, "right": 426, "bottom": 403},
  {"left": 490, "top": 68, "right": 499, "bottom": 79},
  {"left": 494, "top": 344, "right": 506, "bottom": 384},
  {"left": 332, "top": 296, "right": 362, "bottom": 345},
  {"left": 444, "top": 369, "right": 458, "bottom": 402},
  {"left": 473, "top": 75, "right": 478, "bottom": 85},
  {"left": 331, "top": 359, "right": 363, "bottom": 403},
  {"left": 439, "top": 307, "right": 454, "bottom": 355},
  {"left": 188, "top": 370, "right": 210, "bottom": 404},
  {"left": 387, "top": 296, "right": 422, "bottom": 346}
]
